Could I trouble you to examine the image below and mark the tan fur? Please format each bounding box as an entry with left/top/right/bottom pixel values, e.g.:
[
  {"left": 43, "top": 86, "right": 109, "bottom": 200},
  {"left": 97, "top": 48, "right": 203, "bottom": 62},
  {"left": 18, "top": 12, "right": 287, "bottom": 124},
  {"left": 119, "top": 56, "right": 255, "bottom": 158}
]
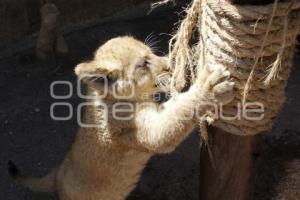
[{"left": 11, "top": 36, "right": 234, "bottom": 200}]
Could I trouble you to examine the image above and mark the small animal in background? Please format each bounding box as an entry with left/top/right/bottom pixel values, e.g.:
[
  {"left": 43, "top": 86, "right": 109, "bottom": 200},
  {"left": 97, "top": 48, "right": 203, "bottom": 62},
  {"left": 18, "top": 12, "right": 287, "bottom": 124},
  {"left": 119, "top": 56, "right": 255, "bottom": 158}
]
[
  {"left": 36, "top": 2, "right": 68, "bottom": 60},
  {"left": 8, "top": 36, "right": 234, "bottom": 200}
]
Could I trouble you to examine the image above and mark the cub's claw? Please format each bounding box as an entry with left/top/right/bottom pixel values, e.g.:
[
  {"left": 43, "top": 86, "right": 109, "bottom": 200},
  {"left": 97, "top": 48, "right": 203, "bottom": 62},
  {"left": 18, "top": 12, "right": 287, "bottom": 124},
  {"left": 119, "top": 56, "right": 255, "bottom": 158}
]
[
  {"left": 202, "top": 66, "right": 234, "bottom": 105},
  {"left": 213, "top": 81, "right": 235, "bottom": 104},
  {"left": 207, "top": 67, "right": 230, "bottom": 88}
]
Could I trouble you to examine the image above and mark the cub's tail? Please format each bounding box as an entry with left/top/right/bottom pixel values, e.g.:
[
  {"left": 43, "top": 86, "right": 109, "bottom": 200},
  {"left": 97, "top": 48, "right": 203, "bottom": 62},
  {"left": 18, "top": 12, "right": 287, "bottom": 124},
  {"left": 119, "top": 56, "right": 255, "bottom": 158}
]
[{"left": 8, "top": 161, "right": 57, "bottom": 193}]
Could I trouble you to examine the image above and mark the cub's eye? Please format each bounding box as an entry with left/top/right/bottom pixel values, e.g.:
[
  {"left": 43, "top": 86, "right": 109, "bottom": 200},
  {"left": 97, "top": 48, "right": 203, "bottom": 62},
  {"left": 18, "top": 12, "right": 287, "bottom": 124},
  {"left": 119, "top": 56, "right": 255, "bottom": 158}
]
[{"left": 137, "top": 59, "right": 150, "bottom": 69}]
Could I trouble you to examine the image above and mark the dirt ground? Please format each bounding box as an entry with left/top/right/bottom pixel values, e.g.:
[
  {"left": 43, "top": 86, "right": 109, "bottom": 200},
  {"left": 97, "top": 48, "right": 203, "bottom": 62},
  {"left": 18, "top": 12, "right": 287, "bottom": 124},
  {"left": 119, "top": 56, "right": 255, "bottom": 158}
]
[{"left": 0, "top": 8, "right": 299, "bottom": 200}]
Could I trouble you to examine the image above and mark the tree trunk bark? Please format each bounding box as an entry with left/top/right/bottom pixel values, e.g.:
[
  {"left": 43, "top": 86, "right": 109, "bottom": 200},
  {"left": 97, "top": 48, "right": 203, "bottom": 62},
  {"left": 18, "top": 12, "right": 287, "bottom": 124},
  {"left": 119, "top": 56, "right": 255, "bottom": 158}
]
[{"left": 199, "top": 127, "right": 255, "bottom": 200}]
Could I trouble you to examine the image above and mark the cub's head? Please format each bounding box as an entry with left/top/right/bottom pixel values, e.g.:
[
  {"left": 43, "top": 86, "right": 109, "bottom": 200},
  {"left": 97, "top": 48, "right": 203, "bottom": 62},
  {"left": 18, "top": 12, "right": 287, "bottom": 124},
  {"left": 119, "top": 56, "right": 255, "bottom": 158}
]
[{"left": 75, "top": 36, "right": 171, "bottom": 101}]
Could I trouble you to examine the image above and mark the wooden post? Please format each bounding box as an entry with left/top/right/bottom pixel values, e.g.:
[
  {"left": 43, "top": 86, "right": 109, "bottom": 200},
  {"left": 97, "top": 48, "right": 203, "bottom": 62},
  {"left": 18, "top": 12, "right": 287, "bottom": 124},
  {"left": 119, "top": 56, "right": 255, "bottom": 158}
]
[
  {"left": 199, "top": 127, "right": 255, "bottom": 200},
  {"left": 198, "top": 1, "right": 278, "bottom": 200}
]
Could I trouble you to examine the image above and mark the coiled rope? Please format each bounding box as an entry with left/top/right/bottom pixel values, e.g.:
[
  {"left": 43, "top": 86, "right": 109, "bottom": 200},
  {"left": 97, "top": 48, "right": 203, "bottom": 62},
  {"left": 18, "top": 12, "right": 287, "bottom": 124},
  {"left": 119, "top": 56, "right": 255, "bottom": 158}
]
[{"left": 158, "top": 0, "right": 300, "bottom": 136}]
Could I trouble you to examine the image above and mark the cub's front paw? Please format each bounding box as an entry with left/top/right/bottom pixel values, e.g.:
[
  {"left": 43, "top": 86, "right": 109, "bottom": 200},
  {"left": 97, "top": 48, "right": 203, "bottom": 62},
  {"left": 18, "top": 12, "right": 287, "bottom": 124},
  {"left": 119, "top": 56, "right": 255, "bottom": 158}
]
[{"left": 204, "top": 66, "right": 234, "bottom": 105}]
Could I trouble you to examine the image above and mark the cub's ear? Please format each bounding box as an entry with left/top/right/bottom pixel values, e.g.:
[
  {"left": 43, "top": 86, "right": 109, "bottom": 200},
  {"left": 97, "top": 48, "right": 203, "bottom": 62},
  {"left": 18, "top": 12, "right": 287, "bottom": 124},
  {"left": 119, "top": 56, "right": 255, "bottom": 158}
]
[
  {"left": 75, "top": 61, "right": 110, "bottom": 78},
  {"left": 75, "top": 61, "right": 121, "bottom": 84}
]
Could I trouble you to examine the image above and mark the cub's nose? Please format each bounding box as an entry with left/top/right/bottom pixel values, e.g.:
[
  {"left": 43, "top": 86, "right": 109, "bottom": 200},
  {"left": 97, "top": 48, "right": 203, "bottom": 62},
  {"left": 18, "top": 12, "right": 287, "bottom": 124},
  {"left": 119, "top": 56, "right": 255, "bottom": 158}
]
[
  {"left": 163, "top": 67, "right": 170, "bottom": 73},
  {"left": 161, "top": 57, "right": 170, "bottom": 73}
]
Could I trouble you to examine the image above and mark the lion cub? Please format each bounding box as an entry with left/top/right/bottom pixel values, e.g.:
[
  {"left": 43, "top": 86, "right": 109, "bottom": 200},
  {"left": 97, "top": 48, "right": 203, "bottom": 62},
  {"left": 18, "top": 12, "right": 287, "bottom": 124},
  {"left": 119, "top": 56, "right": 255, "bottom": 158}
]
[{"left": 8, "top": 36, "right": 234, "bottom": 200}]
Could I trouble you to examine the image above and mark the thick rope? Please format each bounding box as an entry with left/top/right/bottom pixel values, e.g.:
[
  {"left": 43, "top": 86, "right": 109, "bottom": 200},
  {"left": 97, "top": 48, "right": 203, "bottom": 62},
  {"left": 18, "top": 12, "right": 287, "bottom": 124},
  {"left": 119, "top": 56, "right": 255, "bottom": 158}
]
[
  {"left": 165, "top": 0, "right": 300, "bottom": 136},
  {"left": 168, "top": 0, "right": 202, "bottom": 94}
]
